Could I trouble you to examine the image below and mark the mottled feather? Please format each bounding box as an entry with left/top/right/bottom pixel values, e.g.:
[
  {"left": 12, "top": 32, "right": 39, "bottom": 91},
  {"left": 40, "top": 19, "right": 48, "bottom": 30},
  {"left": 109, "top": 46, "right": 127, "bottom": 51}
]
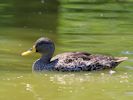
[{"left": 51, "top": 52, "right": 123, "bottom": 71}]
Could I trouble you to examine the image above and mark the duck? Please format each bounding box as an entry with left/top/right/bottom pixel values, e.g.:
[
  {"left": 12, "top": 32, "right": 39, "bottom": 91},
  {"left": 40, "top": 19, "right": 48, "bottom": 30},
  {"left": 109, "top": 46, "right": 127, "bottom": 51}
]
[{"left": 21, "top": 37, "right": 128, "bottom": 72}]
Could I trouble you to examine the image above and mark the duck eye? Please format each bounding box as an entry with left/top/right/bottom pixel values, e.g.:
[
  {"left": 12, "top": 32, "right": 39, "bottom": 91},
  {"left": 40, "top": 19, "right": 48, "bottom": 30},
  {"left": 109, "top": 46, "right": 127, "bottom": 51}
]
[{"left": 36, "top": 49, "right": 39, "bottom": 52}]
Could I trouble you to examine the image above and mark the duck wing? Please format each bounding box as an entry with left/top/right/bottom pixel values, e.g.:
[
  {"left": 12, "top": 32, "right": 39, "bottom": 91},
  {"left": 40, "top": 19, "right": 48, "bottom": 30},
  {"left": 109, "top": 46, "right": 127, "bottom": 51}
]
[{"left": 51, "top": 52, "right": 127, "bottom": 71}]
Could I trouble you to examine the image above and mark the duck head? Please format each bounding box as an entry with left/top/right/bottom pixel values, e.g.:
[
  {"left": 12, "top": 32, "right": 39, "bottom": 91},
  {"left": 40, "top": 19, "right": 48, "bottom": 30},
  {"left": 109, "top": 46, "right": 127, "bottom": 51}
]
[{"left": 21, "top": 37, "right": 55, "bottom": 57}]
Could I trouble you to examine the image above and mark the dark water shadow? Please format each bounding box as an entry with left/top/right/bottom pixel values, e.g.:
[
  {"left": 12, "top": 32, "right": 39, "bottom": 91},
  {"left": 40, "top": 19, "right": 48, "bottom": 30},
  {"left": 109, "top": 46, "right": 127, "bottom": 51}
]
[
  {"left": 0, "top": 0, "right": 60, "bottom": 34},
  {"left": 64, "top": 0, "right": 133, "bottom": 5},
  {"left": 65, "top": 8, "right": 132, "bottom": 13}
]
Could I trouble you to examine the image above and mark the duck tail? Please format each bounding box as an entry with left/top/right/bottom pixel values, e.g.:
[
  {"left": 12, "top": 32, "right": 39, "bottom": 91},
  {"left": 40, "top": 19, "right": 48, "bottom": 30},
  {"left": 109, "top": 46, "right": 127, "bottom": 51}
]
[{"left": 115, "top": 57, "right": 128, "bottom": 63}]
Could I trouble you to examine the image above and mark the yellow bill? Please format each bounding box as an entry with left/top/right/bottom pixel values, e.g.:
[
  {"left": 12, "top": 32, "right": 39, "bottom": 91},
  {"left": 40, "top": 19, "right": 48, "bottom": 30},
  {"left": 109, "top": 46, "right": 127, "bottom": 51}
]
[{"left": 21, "top": 45, "right": 36, "bottom": 56}]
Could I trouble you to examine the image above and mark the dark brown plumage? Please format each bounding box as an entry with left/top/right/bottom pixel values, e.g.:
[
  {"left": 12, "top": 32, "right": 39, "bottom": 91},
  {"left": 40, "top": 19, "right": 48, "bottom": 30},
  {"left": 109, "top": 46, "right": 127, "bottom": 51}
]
[
  {"left": 21, "top": 37, "right": 128, "bottom": 72},
  {"left": 51, "top": 52, "right": 127, "bottom": 71}
]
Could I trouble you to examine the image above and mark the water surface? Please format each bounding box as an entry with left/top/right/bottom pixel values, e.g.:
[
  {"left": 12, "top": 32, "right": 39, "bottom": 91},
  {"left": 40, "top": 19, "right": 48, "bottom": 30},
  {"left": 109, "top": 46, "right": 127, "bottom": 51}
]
[{"left": 0, "top": 0, "right": 133, "bottom": 100}]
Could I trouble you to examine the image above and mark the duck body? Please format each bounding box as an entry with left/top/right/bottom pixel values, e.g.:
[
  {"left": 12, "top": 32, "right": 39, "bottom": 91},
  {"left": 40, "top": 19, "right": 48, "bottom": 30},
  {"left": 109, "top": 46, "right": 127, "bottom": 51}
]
[
  {"left": 33, "top": 52, "right": 126, "bottom": 72},
  {"left": 22, "top": 37, "right": 128, "bottom": 72}
]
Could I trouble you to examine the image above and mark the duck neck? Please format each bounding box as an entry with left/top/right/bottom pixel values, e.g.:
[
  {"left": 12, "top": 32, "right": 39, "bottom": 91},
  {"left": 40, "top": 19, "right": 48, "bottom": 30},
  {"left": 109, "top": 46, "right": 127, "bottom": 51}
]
[{"left": 40, "top": 53, "right": 53, "bottom": 64}]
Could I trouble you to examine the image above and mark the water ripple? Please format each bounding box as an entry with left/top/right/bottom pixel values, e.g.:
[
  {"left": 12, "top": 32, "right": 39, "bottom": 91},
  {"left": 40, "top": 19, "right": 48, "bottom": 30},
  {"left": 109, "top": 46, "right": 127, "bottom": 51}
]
[
  {"left": 121, "top": 51, "right": 133, "bottom": 55},
  {"left": 124, "top": 66, "right": 133, "bottom": 70},
  {"left": 125, "top": 91, "right": 133, "bottom": 96}
]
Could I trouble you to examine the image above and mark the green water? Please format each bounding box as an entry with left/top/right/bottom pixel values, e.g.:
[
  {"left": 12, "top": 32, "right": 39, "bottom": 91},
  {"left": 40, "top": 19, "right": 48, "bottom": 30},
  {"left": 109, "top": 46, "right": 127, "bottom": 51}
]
[{"left": 0, "top": 0, "right": 133, "bottom": 100}]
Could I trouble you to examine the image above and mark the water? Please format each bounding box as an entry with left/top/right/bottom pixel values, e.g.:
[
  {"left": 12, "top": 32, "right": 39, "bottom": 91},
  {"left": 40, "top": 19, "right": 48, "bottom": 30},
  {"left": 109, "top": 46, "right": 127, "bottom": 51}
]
[{"left": 0, "top": 0, "right": 133, "bottom": 100}]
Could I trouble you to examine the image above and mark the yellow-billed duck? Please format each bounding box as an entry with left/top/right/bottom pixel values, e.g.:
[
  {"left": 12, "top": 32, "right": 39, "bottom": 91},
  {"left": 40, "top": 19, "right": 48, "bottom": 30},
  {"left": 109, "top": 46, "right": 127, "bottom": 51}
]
[{"left": 21, "top": 37, "right": 128, "bottom": 72}]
